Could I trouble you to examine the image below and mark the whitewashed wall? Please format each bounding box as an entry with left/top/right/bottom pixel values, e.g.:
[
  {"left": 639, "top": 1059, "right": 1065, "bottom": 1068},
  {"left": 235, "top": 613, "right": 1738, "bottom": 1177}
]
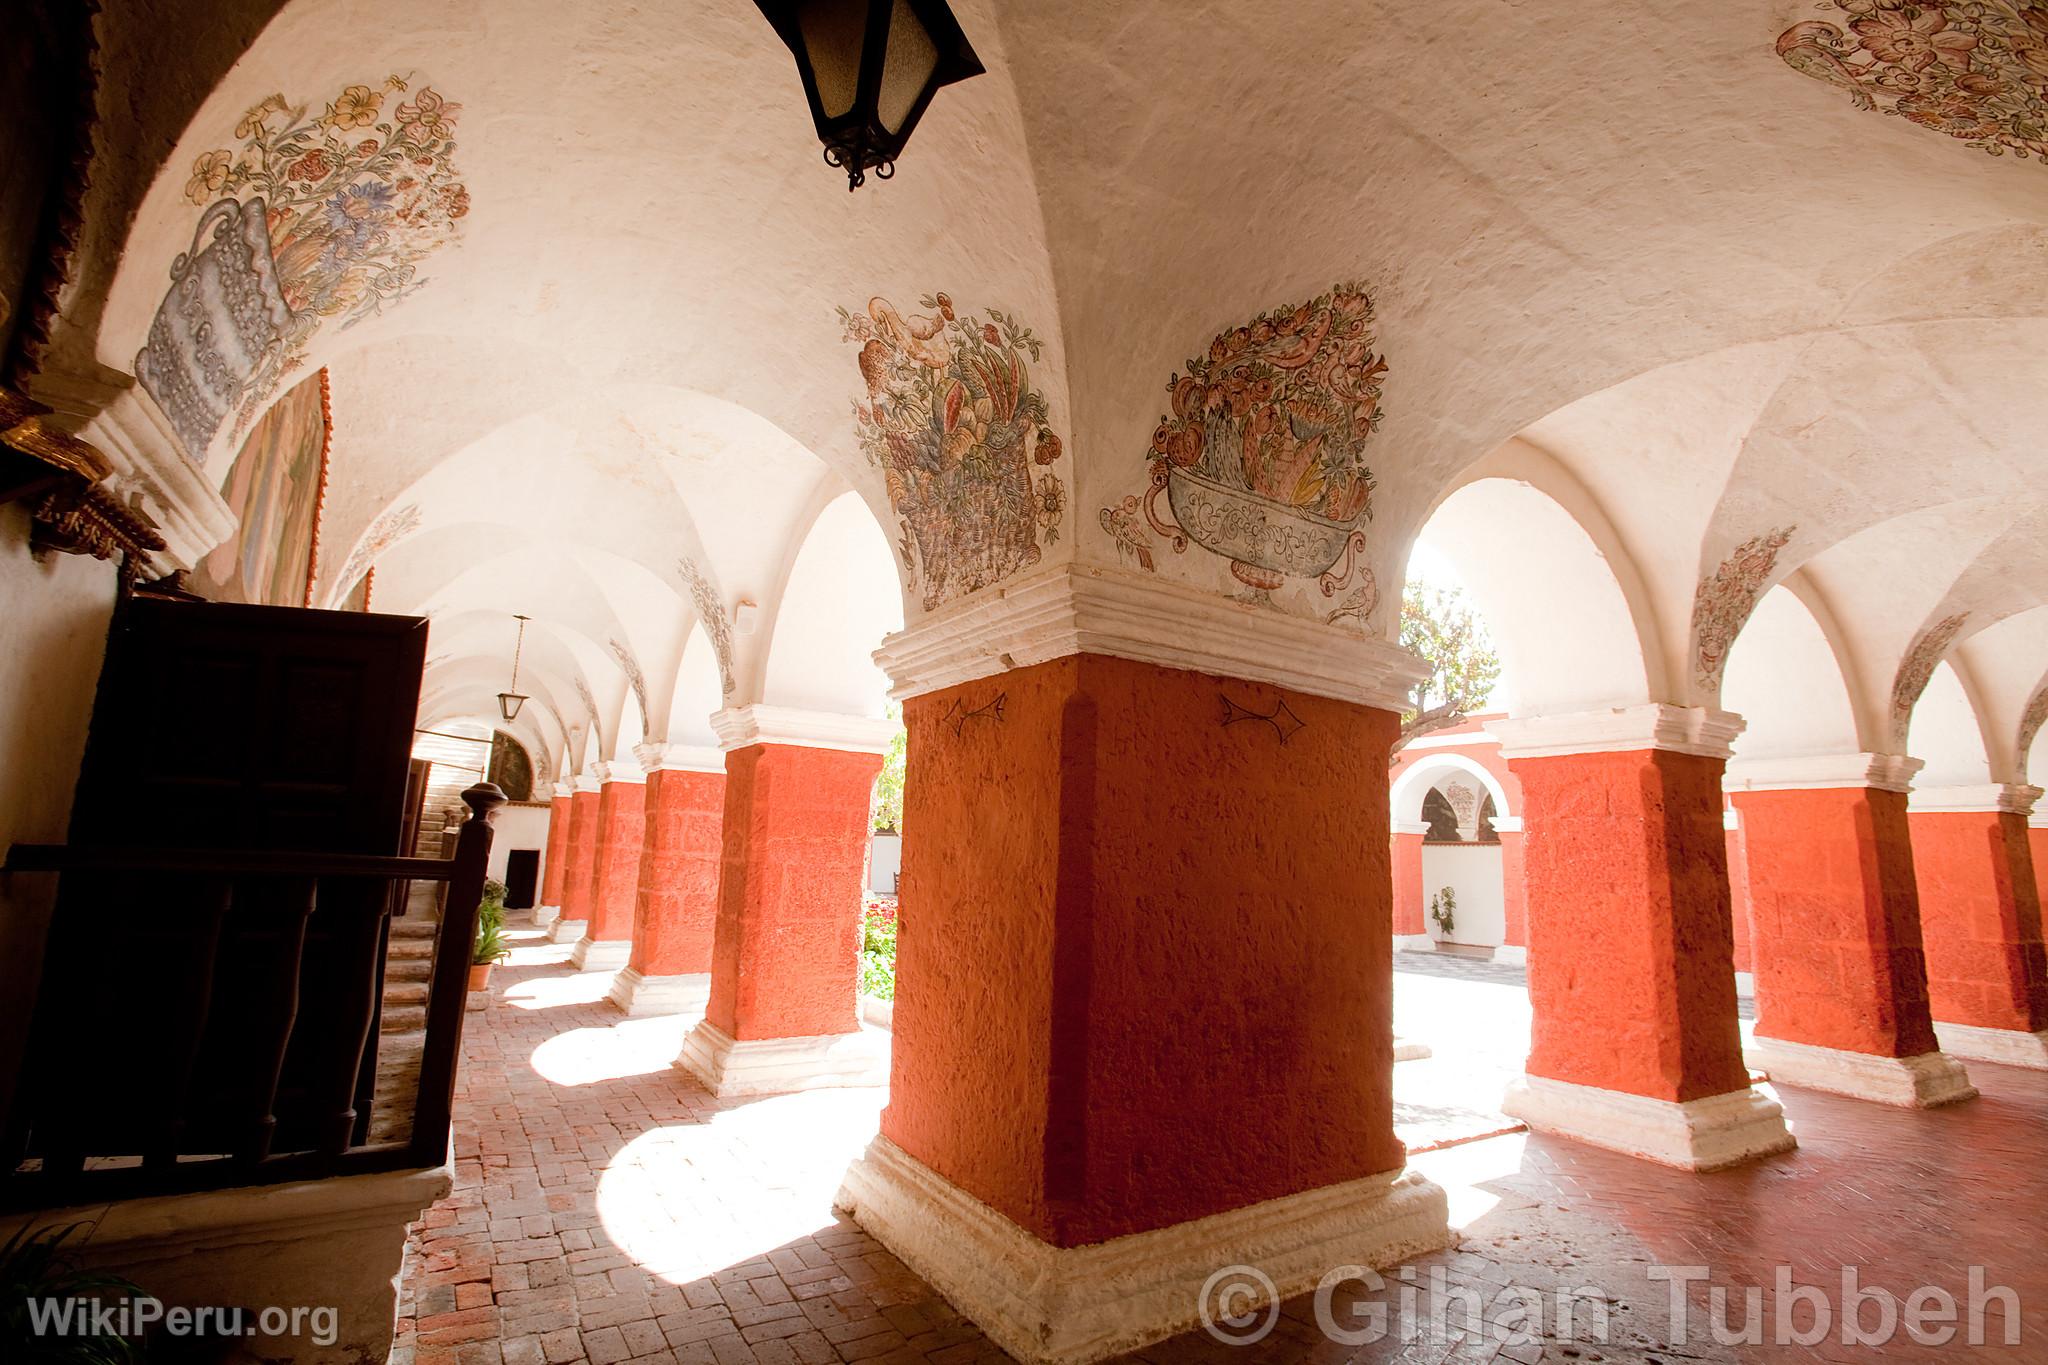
[
  {"left": 869, "top": 832, "right": 901, "bottom": 894},
  {"left": 486, "top": 803, "right": 552, "bottom": 890},
  {"left": 1419, "top": 843, "right": 1506, "bottom": 947}
]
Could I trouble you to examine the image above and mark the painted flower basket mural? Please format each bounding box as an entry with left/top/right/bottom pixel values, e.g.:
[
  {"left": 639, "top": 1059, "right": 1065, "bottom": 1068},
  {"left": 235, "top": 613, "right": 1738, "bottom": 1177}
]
[
  {"left": 840, "top": 294, "right": 1066, "bottom": 611},
  {"left": 1690, "top": 526, "right": 1795, "bottom": 694},
  {"left": 138, "top": 77, "right": 467, "bottom": 464},
  {"left": 1100, "top": 281, "right": 1384, "bottom": 609},
  {"left": 1779, "top": 2, "right": 2048, "bottom": 165}
]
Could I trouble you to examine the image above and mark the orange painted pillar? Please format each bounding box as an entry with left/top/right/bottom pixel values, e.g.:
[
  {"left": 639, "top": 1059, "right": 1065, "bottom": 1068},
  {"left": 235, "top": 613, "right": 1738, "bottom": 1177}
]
[
  {"left": 1490, "top": 707, "right": 1792, "bottom": 1171},
  {"left": 570, "top": 760, "right": 647, "bottom": 970},
  {"left": 551, "top": 779, "right": 601, "bottom": 944},
  {"left": 1723, "top": 806, "right": 1753, "bottom": 977},
  {"left": 1495, "top": 816, "right": 1528, "bottom": 966},
  {"left": 535, "top": 785, "right": 573, "bottom": 929},
  {"left": 1391, "top": 823, "right": 1428, "bottom": 944},
  {"left": 677, "top": 706, "right": 893, "bottom": 1097},
  {"left": 1725, "top": 756, "right": 1972, "bottom": 1106},
  {"left": 1910, "top": 785, "right": 2048, "bottom": 1068},
  {"left": 611, "top": 745, "right": 727, "bottom": 1017}
]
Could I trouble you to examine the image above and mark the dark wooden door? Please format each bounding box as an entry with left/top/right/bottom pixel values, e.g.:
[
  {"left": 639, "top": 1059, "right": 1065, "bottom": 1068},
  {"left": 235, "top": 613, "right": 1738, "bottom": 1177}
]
[{"left": 504, "top": 849, "right": 539, "bottom": 909}]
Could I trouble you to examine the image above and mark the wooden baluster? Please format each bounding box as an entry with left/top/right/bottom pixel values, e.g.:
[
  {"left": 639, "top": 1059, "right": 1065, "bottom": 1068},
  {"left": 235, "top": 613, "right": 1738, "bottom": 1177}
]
[
  {"left": 409, "top": 783, "right": 503, "bottom": 1167},
  {"left": 144, "top": 877, "right": 235, "bottom": 1171},
  {"left": 350, "top": 906, "right": 396, "bottom": 1148},
  {"left": 232, "top": 875, "right": 318, "bottom": 1165},
  {"left": 309, "top": 877, "right": 389, "bottom": 1156}
]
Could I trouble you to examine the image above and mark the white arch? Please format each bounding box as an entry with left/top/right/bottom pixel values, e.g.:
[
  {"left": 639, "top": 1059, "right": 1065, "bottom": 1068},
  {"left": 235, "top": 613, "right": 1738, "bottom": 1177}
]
[
  {"left": 1908, "top": 662, "right": 1993, "bottom": 789},
  {"left": 1723, "top": 585, "right": 1859, "bottom": 763},
  {"left": 1390, "top": 754, "right": 1514, "bottom": 827}
]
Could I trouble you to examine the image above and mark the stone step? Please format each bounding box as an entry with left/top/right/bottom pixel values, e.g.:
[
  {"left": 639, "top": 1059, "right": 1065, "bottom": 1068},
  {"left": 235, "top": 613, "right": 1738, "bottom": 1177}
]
[
  {"left": 386, "top": 956, "right": 434, "bottom": 984},
  {"left": 381, "top": 1003, "right": 427, "bottom": 1032},
  {"left": 383, "top": 980, "right": 431, "bottom": 1007},
  {"left": 389, "top": 918, "right": 440, "bottom": 942},
  {"left": 387, "top": 936, "right": 436, "bottom": 962}
]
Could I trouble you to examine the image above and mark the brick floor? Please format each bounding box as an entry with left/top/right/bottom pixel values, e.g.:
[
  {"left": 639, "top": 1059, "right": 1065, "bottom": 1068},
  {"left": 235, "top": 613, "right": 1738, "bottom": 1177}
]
[{"left": 393, "top": 924, "right": 2048, "bottom": 1365}]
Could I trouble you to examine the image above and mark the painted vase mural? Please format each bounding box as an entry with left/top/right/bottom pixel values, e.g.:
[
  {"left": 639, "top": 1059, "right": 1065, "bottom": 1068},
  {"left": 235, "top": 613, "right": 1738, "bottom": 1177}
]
[
  {"left": 1690, "top": 526, "right": 1795, "bottom": 694},
  {"left": 1779, "top": 3, "right": 2048, "bottom": 164},
  {"left": 1100, "top": 282, "right": 1383, "bottom": 612},
  {"left": 840, "top": 294, "right": 1067, "bottom": 612},
  {"left": 139, "top": 76, "right": 468, "bottom": 463}
]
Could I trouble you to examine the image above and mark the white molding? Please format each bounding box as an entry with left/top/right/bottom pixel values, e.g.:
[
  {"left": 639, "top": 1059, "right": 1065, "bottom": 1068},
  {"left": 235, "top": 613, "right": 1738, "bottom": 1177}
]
[
  {"left": 532, "top": 904, "right": 561, "bottom": 931},
  {"left": 609, "top": 968, "right": 710, "bottom": 1018},
  {"left": 593, "top": 758, "right": 647, "bottom": 785},
  {"left": 837, "top": 1135, "right": 1452, "bottom": 1365},
  {"left": 1908, "top": 783, "right": 2043, "bottom": 816},
  {"left": 676, "top": 1020, "right": 888, "bottom": 1097},
  {"left": 874, "top": 564, "right": 1426, "bottom": 712},
  {"left": 1933, "top": 1021, "right": 2048, "bottom": 1069},
  {"left": 1487, "top": 705, "right": 1745, "bottom": 761},
  {"left": 1723, "top": 807, "right": 1740, "bottom": 831},
  {"left": 1490, "top": 816, "right": 1524, "bottom": 834},
  {"left": 635, "top": 741, "right": 725, "bottom": 774},
  {"left": 711, "top": 704, "right": 898, "bottom": 755},
  {"left": 1390, "top": 820, "right": 1431, "bottom": 837},
  {"left": 552, "top": 782, "right": 575, "bottom": 799},
  {"left": 547, "top": 918, "right": 588, "bottom": 945},
  {"left": 1494, "top": 944, "right": 1527, "bottom": 968},
  {"left": 568, "top": 937, "right": 631, "bottom": 971},
  {"left": 1724, "top": 752, "right": 1923, "bottom": 794},
  {"left": 1733, "top": 970, "right": 1755, "bottom": 999},
  {"left": 573, "top": 773, "right": 602, "bottom": 794},
  {"left": 1501, "top": 1075, "right": 1795, "bottom": 1171},
  {"left": 1396, "top": 726, "right": 1502, "bottom": 751},
  {"left": 1748, "top": 1037, "right": 1976, "bottom": 1108}
]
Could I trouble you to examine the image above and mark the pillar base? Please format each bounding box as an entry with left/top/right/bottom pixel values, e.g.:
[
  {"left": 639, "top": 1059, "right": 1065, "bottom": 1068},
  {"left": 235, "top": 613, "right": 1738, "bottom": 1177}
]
[
  {"left": 568, "top": 937, "right": 631, "bottom": 971},
  {"left": 837, "top": 1135, "right": 1450, "bottom": 1365},
  {"left": 1392, "top": 934, "right": 1432, "bottom": 953},
  {"left": 1749, "top": 1037, "right": 1976, "bottom": 1108},
  {"left": 609, "top": 968, "right": 710, "bottom": 1018},
  {"left": 1934, "top": 1021, "right": 2048, "bottom": 1070},
  {"left": 676, "top": 1020, "right": 888, "bottom": 1099},
  {"left": 1393, "top": 1037, "right": 1432, "bottom": 1062},
  {"left": 1502, "top": 1075, "right": 1795, "bottom": 1171},
  {"left": 1493, "top": 944, "right": 1527, "bottom": 968},
  {"left": 547, "top": 917, "right": 587, "bottom": 945},
  {"left": 532, "top": 903, "right": 561, "bottom": 931}
]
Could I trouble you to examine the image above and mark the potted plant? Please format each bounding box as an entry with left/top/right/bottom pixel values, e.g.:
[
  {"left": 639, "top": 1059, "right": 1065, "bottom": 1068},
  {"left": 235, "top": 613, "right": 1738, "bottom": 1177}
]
[
  {"left": 469, "top": 893, "right": 509, "bottom": 992},
  {"left": 1428, "top": 887, "right": 1457, "bottom": 943},
  {"left": 2, "top": 1221, "right": 144, "bottom": 1363}
]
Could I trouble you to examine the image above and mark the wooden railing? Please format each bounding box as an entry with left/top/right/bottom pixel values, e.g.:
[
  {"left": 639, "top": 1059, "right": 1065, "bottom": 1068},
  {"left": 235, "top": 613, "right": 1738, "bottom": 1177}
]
[{"left": 0, "top": 783, "right": 504, "bottom": 1210}]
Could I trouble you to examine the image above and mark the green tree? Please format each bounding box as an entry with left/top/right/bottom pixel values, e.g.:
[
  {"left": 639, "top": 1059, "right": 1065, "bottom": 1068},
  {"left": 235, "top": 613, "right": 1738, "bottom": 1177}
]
[
  {"left": 1398, "top": 581, "right": 1502, "bottom": 753},
  {"left": 871, "top": 705, "right": 907, "bottom": 833}
]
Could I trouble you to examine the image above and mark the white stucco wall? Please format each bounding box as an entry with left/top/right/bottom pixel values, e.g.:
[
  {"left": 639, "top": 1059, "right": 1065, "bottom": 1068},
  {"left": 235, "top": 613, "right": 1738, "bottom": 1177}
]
[
  {"left": 869, "top": 832, "right": 901, "bottom": 894},
  {"left": 486, "top": 803, "right": 553, "bottom": 892},
  {"left": 1419, "top": 843, "right": 1506, "bottom": 948}
]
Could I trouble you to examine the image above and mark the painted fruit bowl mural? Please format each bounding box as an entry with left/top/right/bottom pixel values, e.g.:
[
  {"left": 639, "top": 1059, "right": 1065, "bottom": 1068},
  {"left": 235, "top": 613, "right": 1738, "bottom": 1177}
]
[
  {"left": 841, "top": 294, "right": 1066, "bottom": 612},
  {"left": 1100, "top": 281, "right": 1383, "bottom": 616}
]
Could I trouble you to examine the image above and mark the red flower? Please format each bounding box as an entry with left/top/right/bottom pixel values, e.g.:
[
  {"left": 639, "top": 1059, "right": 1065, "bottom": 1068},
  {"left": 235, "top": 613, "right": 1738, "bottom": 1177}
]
[
  {"left": 1850, "top": 10, "right": 1976, "bottom": 73},
  {"left": 287, "top": 149, "right": 333, "bottom": 182},
  {"left": 982, "top": 323, "right": 1001, "bottom": 345}
]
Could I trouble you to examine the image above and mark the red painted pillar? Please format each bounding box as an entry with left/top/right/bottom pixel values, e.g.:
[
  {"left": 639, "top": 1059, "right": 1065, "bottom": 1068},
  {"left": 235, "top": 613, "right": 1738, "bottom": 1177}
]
[
  {"left": 570, "top": 761, "right": 646, "bottom": 970},
  {"left": 677, "top": 707, "right": 893, "bottom": 1096},
  {"left": 551, "top": 780, "right": 601, "bottom": 943},
  {"left": 1490, "top": 707, "right": 1792, "bottom": 1171},
  {"left": 612, "top": 746, "right": 727, "bottom": 1017},
  {"left": 1911, "top": 785, "right": 2048, "bottom": 1068},
  {"left": 1391, "top": 824, "right": 1427, "bottom": 943},
  {"left": 1495, "top": 817, "right": 1528, "bottom": 965},
  {"left": 1723, "top": 806, "right": 1753, "bottom": 977},
  {"left": 1725, "top": 756, "right": 1972, "bottom": 1106},
  {"left": 535, "top": 786, "right": 573, "bottom": 929}
]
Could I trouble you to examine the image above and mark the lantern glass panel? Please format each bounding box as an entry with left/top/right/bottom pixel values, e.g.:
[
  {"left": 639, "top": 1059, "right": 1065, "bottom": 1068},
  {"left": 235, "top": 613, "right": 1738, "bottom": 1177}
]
[
  {"left": 878, "top": 0, "right": 939, "bottom": 134},
  {"left": 796, "top": 0, "right": 866, "bottom": 118}
]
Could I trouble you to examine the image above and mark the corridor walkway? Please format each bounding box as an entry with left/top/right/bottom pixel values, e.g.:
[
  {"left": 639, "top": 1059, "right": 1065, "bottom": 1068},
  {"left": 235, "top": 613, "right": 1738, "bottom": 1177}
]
[{"left": 392, "top": 925, "right": 2048, "bottom": 1365}]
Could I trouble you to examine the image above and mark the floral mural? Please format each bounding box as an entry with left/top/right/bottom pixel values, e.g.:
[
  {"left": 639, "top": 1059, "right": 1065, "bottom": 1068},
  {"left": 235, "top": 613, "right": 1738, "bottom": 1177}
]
[
  {"left": 188, "top": 369, "right": 330, "bottom": 606},
  {"left": 138, "top": 76, "right": 467, "bottom": 462},
  {"left": 609, "top": 638, "right": 650, "bottom": 731},
  {"left": 2017, "top": 684, "right": 2048, "bottom": 762},
  {"left": 1098, "top": 282, "right": 1384, "bottom": 622},
  {"left": 1779, "top": 3, "right": 2048, "bottom": 165},
  {"left": 322, "top": 501, "right": 419, "bottom": 606},
  {"left": 678, "top": 557, "right": 737, "bottom": 698},
  {"left": 840, "top": 294, "right": 1066, "bottom": 611},
  {"left": 1690, "top": 526, "right": 1796, "bottom": 693},
  {"left": 1890, "top": 611, "right": 1971, "bottom": 744}
]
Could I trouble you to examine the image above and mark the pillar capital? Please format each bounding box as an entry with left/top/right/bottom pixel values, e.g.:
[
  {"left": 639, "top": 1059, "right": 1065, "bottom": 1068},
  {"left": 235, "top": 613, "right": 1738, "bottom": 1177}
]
[
  {"left": 1487, "top": 704, "right": 1744, "bottom": 762},
  {"left": 592, "top": 756, "right": 647, "bottom": 785},
  {"left": 572, "top": 772, "right": 602, "bottom": 794},
  {"left": 873, "top": 563, "right": 1425, "bottom": 711},
  {"left": 1724, "top": 752, "right": 1923, "bottom": 794},
  {"left": 1490, "top": 815, "right": 1524, "bottom": 834},
  {"left": 710, "top": 703, "right": 897, "bottom": 754},
  {"left": 1908, "top": 783, "right": 2042, "bottom": 816},
  {"left": 634, "top": 740, "right": 725, "bottom": 773},
  {"left": 1390, "top": 819, "right": 1431, "bottom": 836},
  {"left": 551, "top": 781, "right": 575, "bottom": 800}
]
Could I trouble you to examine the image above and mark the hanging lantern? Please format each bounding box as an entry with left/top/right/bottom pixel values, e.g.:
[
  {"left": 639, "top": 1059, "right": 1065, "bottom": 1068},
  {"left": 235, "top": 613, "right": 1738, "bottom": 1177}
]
[
  {"left": 498, "top": 614, "right": 530, "bottom": 723},
  {"left": 752, "top": 0, "right": 985, "bottom": 190}
]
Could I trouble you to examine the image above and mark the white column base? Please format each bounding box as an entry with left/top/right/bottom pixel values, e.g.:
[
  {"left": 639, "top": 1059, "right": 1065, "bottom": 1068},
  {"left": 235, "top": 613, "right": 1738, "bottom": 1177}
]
[
  {"left": 1393, "top": 1037, "right": 1432, "bottom": 1062},
  {"left": 837, "top": 1134, "right": 1452, "bottom": 1365},
  {"left": 547, "top": 917, "right": 588, "bottom": 945},
  {"left": 609, "top": 968, "right": 710, "bottom": 1018},
  {"left": 1934, "top": 1021, "right": 2048, "bottom": 1070},
  {"left": 568, "top": 937, "right": 631, "bottom": 971},
  {"left": 861, "top": 995, "right": 895, "bottom": 1030},
  {"left": 532, "top": 903, "right": 561, "bottom": 930},
  {"left": 0, "top": 1164, "right": 451, "bottom": 1365},
  {"left": 1734, "top": 970, "right": 1756, "bottom": 999},
  {"left": 676, "top": 1019, "right": 889, "bottom": 1098},
  {"left": 1494, "top": 944, "right": 1527, "bottom": 968},
  {"left": 1749, "top": 1037, "right": 1976, "bottom": 1108},
  {"left": 1502, "top": 1075, "right": 1796, "bottom": 1172},
  {"left": 1392, "top": 934, "right": 1433, "bottom": 953}
]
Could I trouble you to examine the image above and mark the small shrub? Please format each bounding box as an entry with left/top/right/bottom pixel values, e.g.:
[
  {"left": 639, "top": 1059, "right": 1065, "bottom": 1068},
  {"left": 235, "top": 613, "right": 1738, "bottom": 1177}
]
[{"left": 859, "top": 896, "right": 898, "bottom": 1001}]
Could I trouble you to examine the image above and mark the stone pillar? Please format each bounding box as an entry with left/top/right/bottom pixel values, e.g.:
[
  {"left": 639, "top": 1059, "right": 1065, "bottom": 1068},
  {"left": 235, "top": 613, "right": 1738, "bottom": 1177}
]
[
  {"left": 1488, "top": 706, "right": 1794, "bottom": 1171},
  {"left": 1723, "top": 806, "right": 1754, "bottom": 987},
  {"left": 1391, "top": 821, "right": 1429, "bottom": 950},
  {"left": 677, "top": 706, "right": 894, "bottom": 1096},
  {"left": 833, "top": 570, "right": 1452, "bottom": 1363},
  {"left": 548, "top": 776, "right": 600, "bottom": 944},
  {"left": 1725, "top": 754, "right": 1973, "bottom": 1107},
  {"left": 533, "top": 784, "right": 573, "bottom": 930},
  {"left": 1910, "top": 783, "right": 2048, "bottom": 1068},
  {"left": 569, "top": 759, "right": 647, "bottom": 970},
  {"left": 1495, "top": 815, "right": 1528, "bottom": 967},
  {"left": 611, "top": 743, "right": 727, "bottom": 1017}
]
